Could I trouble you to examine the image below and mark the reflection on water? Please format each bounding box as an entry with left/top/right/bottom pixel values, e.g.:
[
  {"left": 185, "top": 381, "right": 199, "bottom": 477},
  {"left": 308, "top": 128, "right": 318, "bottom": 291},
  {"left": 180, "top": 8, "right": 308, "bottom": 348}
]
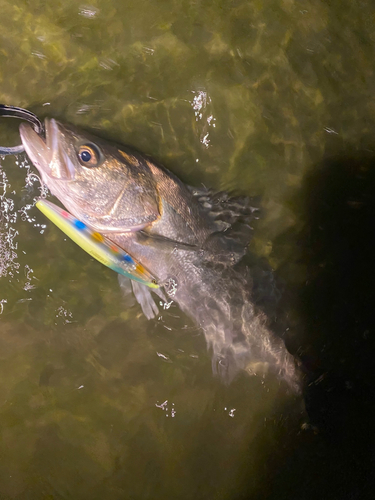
[
  {"left": 0, "top": 164, "right": 19, "bottom": 281},
  {"left": 1, "top": 0, "right": 375, "bottom": 498}
]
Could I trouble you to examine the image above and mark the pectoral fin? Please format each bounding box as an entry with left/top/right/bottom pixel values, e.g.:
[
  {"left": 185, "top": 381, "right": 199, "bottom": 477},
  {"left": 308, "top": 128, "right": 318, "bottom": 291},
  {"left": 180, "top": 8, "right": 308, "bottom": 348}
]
[
  {"left": 118, "top": 274, "right": 168, "bottom": 320},
  {"left": 118, "top": 275, "right": 136, "bottom": 308},
  {"left": 131, "top": 280, "right": 159, "bottom": 319},
  {"left": 137, "top": 230, "right": 198, "bottom": 252}
]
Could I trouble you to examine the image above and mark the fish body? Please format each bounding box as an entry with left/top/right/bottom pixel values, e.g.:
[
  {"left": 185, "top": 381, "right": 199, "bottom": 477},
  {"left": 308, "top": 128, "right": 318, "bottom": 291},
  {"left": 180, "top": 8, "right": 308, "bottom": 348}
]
[
  {"left": 36, "top": 199, "right": 158, "bottom": 288},
  {"left": 20, "top": 118, "right": 301, "bottom": 392}
]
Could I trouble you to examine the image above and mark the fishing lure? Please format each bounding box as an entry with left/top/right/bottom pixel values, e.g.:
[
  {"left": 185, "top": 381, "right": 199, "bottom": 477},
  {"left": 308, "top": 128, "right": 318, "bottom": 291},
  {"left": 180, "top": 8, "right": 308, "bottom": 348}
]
[{"left": 36, "top": 199, "right": 159, "bottom": 289}]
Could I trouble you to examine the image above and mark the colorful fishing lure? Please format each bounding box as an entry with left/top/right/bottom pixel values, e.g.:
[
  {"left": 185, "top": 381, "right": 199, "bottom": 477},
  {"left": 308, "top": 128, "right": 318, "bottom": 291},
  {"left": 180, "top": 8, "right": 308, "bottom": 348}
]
[{"left": 36, "top": 199, "right": 159, "bottom": 289}]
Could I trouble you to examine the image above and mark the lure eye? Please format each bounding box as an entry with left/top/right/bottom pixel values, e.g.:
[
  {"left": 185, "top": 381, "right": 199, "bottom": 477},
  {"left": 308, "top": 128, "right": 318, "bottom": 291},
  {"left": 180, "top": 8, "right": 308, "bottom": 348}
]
[{"left": 77, "top": 143, "right": 101, "bottom": 167}]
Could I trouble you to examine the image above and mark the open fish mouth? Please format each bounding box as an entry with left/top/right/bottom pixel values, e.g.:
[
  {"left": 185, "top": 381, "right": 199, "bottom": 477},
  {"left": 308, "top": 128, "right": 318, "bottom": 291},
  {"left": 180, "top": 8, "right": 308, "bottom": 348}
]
[{"left": 20, "top": 118, "right": 75, "bottom": 182}]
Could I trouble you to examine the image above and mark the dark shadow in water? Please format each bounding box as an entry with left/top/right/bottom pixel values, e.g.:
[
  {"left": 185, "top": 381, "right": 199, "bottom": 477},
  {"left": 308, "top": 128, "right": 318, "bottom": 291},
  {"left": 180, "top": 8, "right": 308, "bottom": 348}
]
[
  {"left": 234, "top": 152, "right": 375, "bottom": 500},
  {"left": 264, "top": 152, "right": 375, "bottom": 500}
]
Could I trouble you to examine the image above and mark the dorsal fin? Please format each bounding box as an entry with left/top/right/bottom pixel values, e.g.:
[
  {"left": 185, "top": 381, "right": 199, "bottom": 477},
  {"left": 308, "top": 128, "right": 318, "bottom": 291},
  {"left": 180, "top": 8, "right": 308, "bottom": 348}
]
[
  {"left": 189, "top": 186, "right": 260, "bottom": 264},
  {"left": 190, "top": 187, "right": 260, "bottom": 227}
]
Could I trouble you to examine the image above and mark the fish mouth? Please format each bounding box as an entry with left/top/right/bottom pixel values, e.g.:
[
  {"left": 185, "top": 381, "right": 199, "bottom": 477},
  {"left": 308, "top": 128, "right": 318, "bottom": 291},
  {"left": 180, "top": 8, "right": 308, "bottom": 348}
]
[{"left": 20, "top": 118, "right": 74, "bottom": 181}]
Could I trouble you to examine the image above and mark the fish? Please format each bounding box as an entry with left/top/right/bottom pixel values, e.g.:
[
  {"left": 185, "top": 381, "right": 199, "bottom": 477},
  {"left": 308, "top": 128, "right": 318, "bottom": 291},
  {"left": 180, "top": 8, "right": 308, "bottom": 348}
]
[
  {"left": 20, "top": 118, "right": 302, "bottom": 393},
  {"left": 36, "top": 199, "right": 159, "bottom": 288}
]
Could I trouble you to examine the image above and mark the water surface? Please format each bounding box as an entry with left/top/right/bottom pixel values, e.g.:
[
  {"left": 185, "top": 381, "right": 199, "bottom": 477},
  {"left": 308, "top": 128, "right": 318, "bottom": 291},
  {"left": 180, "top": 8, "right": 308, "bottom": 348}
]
[{"left": 1, "top": 1, "right": 375, "bottom": 498}]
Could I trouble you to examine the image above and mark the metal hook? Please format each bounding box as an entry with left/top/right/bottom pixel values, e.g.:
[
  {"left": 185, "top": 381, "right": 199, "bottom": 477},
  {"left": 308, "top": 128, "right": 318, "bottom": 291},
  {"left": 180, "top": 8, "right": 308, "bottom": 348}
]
[{"left": 0, "top": 104, "right": 44, "bottom": 155}]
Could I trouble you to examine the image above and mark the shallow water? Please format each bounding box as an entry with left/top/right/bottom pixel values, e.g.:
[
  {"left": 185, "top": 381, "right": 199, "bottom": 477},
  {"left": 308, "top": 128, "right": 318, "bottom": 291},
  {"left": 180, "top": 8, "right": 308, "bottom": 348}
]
[{"left": 1, "top": 1, "right": 375, "bottom": 498}]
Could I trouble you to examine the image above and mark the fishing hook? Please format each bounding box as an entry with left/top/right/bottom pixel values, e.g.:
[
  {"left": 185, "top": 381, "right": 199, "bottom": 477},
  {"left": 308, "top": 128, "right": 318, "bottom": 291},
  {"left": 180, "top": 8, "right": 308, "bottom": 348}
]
[{"left": 0, "top": 104, "right": 43, "bottom": 155}]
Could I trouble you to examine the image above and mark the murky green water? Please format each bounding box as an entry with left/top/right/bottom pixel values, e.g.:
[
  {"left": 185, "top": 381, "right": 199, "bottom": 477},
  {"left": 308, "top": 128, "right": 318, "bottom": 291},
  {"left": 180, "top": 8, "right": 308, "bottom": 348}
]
[{"left": 1, "top": 1, "right": 375, "bottom": 498}]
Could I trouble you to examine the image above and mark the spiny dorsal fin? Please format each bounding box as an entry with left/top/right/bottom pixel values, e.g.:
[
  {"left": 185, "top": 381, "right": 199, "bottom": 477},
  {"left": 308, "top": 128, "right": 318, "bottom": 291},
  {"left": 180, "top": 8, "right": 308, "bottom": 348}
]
[
  {"left": 189, "top": 186, "right": 260, "bottom": 264},
  {"left": 190, "top": 186, "right": 260, "bottom": 225}
]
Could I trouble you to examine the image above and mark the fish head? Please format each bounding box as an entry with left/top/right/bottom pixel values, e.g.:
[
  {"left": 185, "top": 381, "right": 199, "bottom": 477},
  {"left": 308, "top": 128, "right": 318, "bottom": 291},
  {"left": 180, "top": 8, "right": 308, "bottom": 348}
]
[{"left": 20, "top": 119, "right": 160, "bottom": 232}]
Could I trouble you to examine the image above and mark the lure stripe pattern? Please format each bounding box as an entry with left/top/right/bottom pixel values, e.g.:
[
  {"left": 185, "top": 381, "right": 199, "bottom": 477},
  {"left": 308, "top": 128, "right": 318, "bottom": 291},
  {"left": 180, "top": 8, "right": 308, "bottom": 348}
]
[{"left": 36, "top": 199, "right": 158, "bottom": 288}]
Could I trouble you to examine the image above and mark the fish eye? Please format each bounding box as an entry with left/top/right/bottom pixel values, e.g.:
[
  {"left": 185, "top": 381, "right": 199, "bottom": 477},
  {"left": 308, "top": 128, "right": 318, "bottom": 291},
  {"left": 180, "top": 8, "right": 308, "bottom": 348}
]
[{"left": 77, "top": 143, "right": 101, "bottom": 168}]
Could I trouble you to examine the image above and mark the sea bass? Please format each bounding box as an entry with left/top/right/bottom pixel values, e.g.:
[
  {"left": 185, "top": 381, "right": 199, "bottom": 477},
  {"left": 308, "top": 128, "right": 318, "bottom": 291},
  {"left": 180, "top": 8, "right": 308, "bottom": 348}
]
[{"left": 20, "top": 118, "right": 301, "bottom": 392}]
